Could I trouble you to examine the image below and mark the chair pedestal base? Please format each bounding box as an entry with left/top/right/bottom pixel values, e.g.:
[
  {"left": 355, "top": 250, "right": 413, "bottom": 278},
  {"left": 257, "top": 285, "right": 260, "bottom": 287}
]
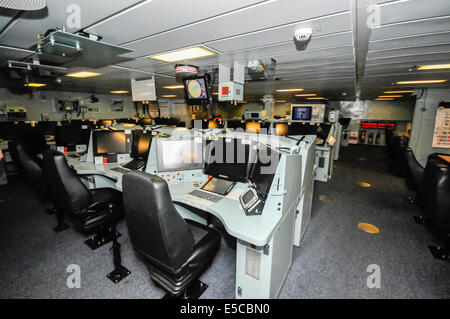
[
  {"left": 107, "top": 265, "right": 131, "bottom": 283},
  {"left": 85, "top": 227, "right": 121, "bottom": 250},
  {"left": 53, "top": 222, "right": 70, "bottom": 233},
  {"left": 414, "top": 215, "right": 429, "bottom": 226},
  {"left": 162, "top": 280, "right": 208, "bottom": 299},
  {"left": 53, "top": 207, "right": 70, "bottom": 233},
  {"left": 429, "top": 245, "right": 449, "bottom": 262}
]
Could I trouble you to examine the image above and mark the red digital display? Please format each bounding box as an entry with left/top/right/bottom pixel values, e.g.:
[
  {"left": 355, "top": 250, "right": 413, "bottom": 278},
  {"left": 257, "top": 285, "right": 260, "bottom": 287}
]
[{"left": 361, "top": 122, "right": 396, "bottom": 129}]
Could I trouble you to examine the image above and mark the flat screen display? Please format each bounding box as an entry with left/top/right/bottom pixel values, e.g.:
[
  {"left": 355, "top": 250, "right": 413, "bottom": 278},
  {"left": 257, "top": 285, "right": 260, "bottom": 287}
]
[
  {"left": 183, "top": 76, "right": 209, "bottom": 105},
  {"left": 131, "top": 130, "right": 152, "bottom": 160},
  {"left": 204, "top": 137, "right": 257, "bottom": 183},
  {"left": 56, "top": 126, "right": 88, "bottom": 146},
  {"left": 93, "top": 130, "right": 127, "bottom": 155},
  {"left": 249, "top": 145, "right": 280, "bottom": 200},
  {"left": 201, "top": 177, "right": 235, "bottom": 196},
  {"left": 156, "top": 137, "right": 203, "bottom": 172},
  {"left": 292, "top": 106, "right": 312, "bottom": 121}
]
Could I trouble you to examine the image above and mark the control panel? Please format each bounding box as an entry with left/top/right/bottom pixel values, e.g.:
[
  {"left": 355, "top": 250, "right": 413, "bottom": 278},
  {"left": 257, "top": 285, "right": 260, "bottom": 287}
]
[{"left": 154, "top": 170, "right": 205, "bottom": 184}]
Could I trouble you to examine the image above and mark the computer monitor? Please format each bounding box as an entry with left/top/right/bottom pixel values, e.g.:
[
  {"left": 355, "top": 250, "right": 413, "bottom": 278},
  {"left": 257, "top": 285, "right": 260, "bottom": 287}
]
[
  {"left": 201, "top": 177, "right": 235, "bottom": 196},
  {"left": 291, "top": 106, "right": 312, "bottom": 121},
  {"left": 36, "top": 121, "right": 57, "bottom": 136},
  {"left": 249, "top": 145, "right": 281, "bottom": 200},
  {"left": 226, "top": 120, "right": 246, "bottom": 130},
  {"left": 56, "top": 126, "right": 89, "bottom": 147},
  {"left": 156, "top": 137, "right": 203, "bottom": 172},
  {"left": 130, "top": 130, "right": 152, "bottom": 160},
  {"left": 287, "top": 122, "right": 317, "bottom": 136},
  {"left": 204, "top": 137, "right": 257, "bottom": 183},
  {"left": 274, "top": 123, "right": 289, "bottom": 136},
  {"left": 20, "top": 128, "right": 47, "bottom": 155},
  {"left": 92, "top": 130, "right": 127, "bottom": 156},
  {"left": 245, "top": 122, "right": 261, "bottom": 133},
  {"left": 183, "top": 76, "right": 209, "bottom": 105}
]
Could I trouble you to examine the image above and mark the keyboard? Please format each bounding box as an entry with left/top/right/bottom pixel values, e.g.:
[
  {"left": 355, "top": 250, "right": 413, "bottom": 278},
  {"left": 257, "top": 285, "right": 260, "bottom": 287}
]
[
  {"left": 188, "top": 190, "right": 223, "bottom": 203},
  {"left": 123, "top": 159, "right": 145, "bottom": 170},
  {"left": 111, "top": 167, "right": 130, "bottom": 174}
]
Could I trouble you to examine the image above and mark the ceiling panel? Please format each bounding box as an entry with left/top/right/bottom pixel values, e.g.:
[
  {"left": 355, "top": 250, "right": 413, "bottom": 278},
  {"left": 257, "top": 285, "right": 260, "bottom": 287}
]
[
  {"left": 0, "top": 0, "right": 142, "bottom": 48},
  {"left": 371, "top": 16, "right": 450, "bottom": 42},
  {"left": 0, "top": 45, "right": 35, "bottom": 63},
  {"left": 367, "top": 43, "right": 450, "bottom": 60},
  {"left": 205, "top": 12, "right": 351, "bottom": 53},
  {"left": 379, "top": 0, "right": 450, "bottom": 25},
  {"left": 369, "top": 31, "right": 450, "bottom": 51},
  {"left": 122, "top": 0, "right": 350, "bottom": 58},
  {"left": 85, "top": 0, "right": 266, "bottom": 45}
]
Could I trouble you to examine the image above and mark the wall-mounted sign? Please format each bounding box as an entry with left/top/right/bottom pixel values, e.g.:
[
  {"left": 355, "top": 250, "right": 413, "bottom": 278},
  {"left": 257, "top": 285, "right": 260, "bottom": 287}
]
[
  {"left": 361, "top": 121, "right": 395, "bottom": 129},
  {"left": 432, "top": 107, "right": 450, "bottom": 149}
]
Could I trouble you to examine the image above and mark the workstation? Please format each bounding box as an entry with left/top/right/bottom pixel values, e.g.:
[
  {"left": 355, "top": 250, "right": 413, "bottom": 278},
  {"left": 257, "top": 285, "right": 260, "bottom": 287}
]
[{"left": 0, "top": 0, "right": 450, "bottom": 302}]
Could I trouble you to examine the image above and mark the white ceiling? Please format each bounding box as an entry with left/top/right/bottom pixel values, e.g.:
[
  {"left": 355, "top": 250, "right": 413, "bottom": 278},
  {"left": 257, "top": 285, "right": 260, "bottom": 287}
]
[{"left": 0, "top": 0, "right": 449, "bottom": 102}]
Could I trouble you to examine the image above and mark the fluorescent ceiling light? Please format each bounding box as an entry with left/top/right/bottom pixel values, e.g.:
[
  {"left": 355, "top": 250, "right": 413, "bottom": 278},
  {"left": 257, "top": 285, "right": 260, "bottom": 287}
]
[
  {"left": 417, "top": 64, "right": 450, "bottom": 71},
  {"left": 66, "top": 71, "right": 102, "bottom": 78},
  {"left": 150, "top": 47, "right": 215, "bottom": 62},
  {"left": 161, "top": 95, "right": 177, "bottom": 98},
  {"left": 396, "top": 80, "right": 447, "bottom": 85},
  {"left": 276, "top": 88, "right": 304, "bottom": 92},
  {"left": 378, "top": 95, "right": 402, "bottom": 98},
  {"left": 239, "top": 101, "right": 247, "bottom": 104},
  {"left": 376, "top": 98, "right": 394, "bottom": 101},
  {"left": 295, "top": 94, "right": 317, "bottom": 97},
  {"left": 275, "top": 100, "right": 287, "bottom": 103},
  {"left": 110, "top": 90, "right": 129, "bottom": 94},
  {"left": 384, "top": 90, "right": 414, "bottom": 94},
  {"left": 307, "top": 97, "right": 325, "bottom": 100},
  {"left": 163, "top": 85, "right": 185, "bottom": 89},
  {"left": 212, "top": 92, "right": 219, "bottom": 95},
  {"left": 24, "top": 83, "right": 47, "bottom": 87}
]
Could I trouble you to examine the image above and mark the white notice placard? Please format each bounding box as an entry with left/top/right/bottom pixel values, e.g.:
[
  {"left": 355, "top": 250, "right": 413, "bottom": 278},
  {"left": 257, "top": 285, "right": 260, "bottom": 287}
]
[{"left": 432, "top": 107, "right": 450, "bottom": 148}]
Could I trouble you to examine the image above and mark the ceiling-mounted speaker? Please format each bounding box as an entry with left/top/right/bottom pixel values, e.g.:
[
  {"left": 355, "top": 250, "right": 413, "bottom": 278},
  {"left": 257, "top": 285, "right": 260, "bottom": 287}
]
[
  {"left": 0, "top": 0, "right": 46, "bottom": 10},
  {"left": 175, "top": 64, "right": 198, "bottom": 80}
]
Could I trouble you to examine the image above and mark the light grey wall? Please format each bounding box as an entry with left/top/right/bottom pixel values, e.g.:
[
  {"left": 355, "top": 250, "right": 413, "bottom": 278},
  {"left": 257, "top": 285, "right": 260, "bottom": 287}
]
[{"left": 409, "top": 88, "right": 450, "bottom": 166}]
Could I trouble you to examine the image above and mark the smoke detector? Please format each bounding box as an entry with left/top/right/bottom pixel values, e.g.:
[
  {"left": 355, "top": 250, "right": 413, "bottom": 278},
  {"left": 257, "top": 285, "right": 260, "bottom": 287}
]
[
  {"left": 294, "top": 28, "right": 312, "bottom": 50},
  {"left": 0, "top": 0, "right": 46, "bottom": 10}
]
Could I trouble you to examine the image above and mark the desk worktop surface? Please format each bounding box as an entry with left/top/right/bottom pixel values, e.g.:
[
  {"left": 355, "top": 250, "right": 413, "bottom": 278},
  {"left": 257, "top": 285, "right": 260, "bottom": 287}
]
[{"left": 67, "top": 157, "right": 284, "bottom": 246}]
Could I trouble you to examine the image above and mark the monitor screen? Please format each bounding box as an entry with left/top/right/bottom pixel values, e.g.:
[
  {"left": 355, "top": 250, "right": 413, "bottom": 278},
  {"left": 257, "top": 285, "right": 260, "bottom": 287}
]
[
  {"left": 93, "top": 130, "right": 127, "bottom": 155},
  {"left": 183, "top": 76, "right": 209, "bottom": 105},
  {"left": 20, "top": 128, "right": 47, "bottom": 155},
  {"left": 292, "top": 106, "right": 312, "bottom": 121},
  {"left": 204, "top": 137, "right": 257, "bottom": 183},
  {"left": 245, "top": 122, "right": 261, "bottom": 133},
  {"left": 131, "top": 130, "right": 152, "bottom": 160},
  {"left": 56, "top": 126, "right": 89, "bottom": 146},
  {"left": 201, "top": 177, "right": 235, "bottom": 196},
  {"left": 226, "top": 120, "right": 246, "bottom": 130},
  {"left": 250, "top": 145, "right": 280, "bottom": 200},
  {"left": 156, "top": 137, "right": 203, "bottom": 172},
  {"left": 275, "top": 123, "right": 289, "bottom": 136}
]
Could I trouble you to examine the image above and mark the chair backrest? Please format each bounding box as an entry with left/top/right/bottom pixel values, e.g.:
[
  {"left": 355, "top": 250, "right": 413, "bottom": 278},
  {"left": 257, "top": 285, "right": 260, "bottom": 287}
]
[
  {"left": 403, "top": 148, "right": 424, "bottom": 190},
  {"left": 122, "top": 171, "right": 194, "bottom": 273},
  {"left": 10, "top": 141, "right": 46, "bottom": 190},
  {"left": 42, "top": 150, "right": 90, "bottom": 215},
  {"left": 422, "top": 159, "right": 450, "bottom": 230}
]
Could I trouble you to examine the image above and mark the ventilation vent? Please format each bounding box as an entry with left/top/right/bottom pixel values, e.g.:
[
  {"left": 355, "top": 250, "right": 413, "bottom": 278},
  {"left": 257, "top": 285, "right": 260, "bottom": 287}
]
[{"left": 0, "top": 0, "right": 46, "bottom": 11}]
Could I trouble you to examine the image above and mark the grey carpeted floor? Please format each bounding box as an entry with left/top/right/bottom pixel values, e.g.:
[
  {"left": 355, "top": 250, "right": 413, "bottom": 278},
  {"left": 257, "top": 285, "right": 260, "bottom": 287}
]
[{"left": 0, "top": 145, "right": 449, "bottom": 299}]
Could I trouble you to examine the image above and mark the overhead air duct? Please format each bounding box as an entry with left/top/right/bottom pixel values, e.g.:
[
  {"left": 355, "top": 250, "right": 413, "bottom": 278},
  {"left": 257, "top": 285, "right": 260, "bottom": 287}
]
[{"left": 0, "top": 0, "right": 46, "bottom": 10}]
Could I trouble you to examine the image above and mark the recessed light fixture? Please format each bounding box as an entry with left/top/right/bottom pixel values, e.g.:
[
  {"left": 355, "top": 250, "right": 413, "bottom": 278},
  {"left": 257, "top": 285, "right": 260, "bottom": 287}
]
[
  {"left": 150, "top": 46, "right": 215, "bottom": 62},
  {"left": 417, "top": 64, "right": 450, "bottom": 71},
  {"left": 384, "top": 90, "right": 414, "bottom": 94},
  {"left": 163, "top": 85, "right": 185, "bottom": 89},
  {"left": 275, "top": 100, "right": 287, "bottom": 103},
  {"left": 110, "top": 90, "right": 129, "bottom": 94},
  {"left": 396, "top": 80, "right": 447, "bottom": 85},
  {"left": 378, "top": 95, "right": 402, "bottom": 98},
  {"left": 307, "top": 97, "right": 326, "bottom": 100},
  {"left": 295, "top": 94, "right": 317, "bottom": 97},
  {"left": 161, "top": 95, "right": 177, "bottom": 98},
  {"left": 66, "top": 71, "right": 102, "bottom": 78},
  {"left": 239, "top": 101, "right": 248, "bottom": 104},
  {"left": 376, "top": 98, "right": 394, "bottom": 101},
  {"left": 276, "top": 88, "right": 304, "bottom": 92},
  {"left": 24, "top": 83, "right": 47, "bottom": 87},
  {"left": 212, "top": 92, "right": 219, "bottom": 95}
]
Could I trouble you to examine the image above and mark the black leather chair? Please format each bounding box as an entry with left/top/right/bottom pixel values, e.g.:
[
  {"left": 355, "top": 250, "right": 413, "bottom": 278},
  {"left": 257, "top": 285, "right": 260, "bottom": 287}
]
[
  {"left": 43, "top": 150, "right": 130, "bottom": 282},
  {"left": 9, "top": 141, "right": 48, "bottom": 194},
  {"left": 416, "top": 159, "right": 450, "bottom": 261},
  {"left": 122, "top": 171, "right": 221, "bottom": 298},
  {"left": 403, "top": 148, "right": 424, "bottom": 203},
  {"left": 42, "top": 150, "right": 121, "bottom": 242}
]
